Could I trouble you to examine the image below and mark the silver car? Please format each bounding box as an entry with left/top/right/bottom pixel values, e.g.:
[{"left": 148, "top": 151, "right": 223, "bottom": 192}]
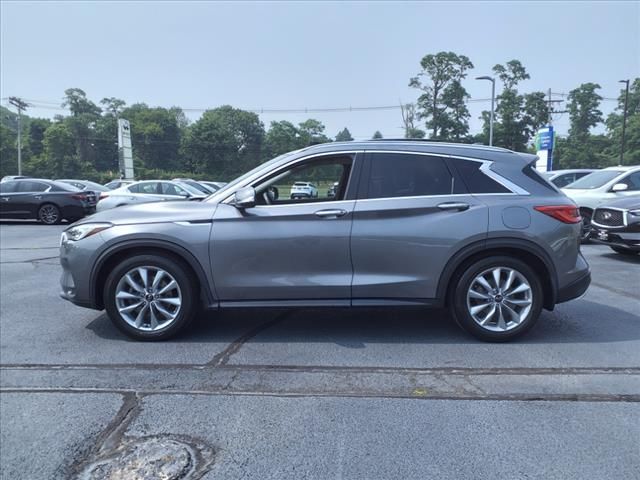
[
  {"left": 97, "top": 180, "right": 205, "bottom": 211},
  {"left": 60, "top": 141, "right": 591, "bottom": 341}
]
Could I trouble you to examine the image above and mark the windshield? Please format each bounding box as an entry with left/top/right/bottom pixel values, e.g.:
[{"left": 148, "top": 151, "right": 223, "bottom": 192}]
[
  {"left": 542, "top": 172, "right": 554, "bottom": 179},
  {"left": 564, "top": 170, "right": 623, "bottom": 189},
  {"left": 205, "top": 151, "right": 299, "bottom": 201},
  {"left": 174, "top": 181, "right": 207, "bottom": 196}
]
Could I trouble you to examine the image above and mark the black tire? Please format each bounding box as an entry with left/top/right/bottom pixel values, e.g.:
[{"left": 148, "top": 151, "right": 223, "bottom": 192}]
[
  {"left": 103, "top": 254, "right": 197, "bottom": 340},
  {"left": 38, "top": 203, "right": 62, "bottom": 225},
  {"left": 449, "top": 256, "right": 543, "bottom": 342},
  {"left": 610, "top": 246, "right": 639, "bottom": 256},
  {"left": 580, "top": 209, "right": 592, "bottom": 243}
]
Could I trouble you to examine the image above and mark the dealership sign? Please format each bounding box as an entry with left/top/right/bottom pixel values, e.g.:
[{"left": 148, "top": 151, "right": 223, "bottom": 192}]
[{"left": 534, "top": 126, "right": 554, "bottom": 172}]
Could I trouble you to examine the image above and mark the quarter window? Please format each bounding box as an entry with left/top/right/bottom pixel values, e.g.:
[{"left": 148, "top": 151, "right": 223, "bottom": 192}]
[
  {"left": 365, "top": 153, "right": 453, "bottom": 199},
  {"left": 617, "top": 172, "right": 640, "bottom": 191},
  {"left": 453, "top": 159, "right": 511, "bottom": 194}
]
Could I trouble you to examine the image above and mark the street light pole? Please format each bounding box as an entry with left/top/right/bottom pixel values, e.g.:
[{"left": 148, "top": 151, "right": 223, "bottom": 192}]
[
  {"left": 619, "top": 79, "right": 630, "bottom": 165},
  {"left": 476, "top": 76, "right": 495, "bottom": 146},
  {"left": 8, "top": 97, "right": 28, "bottom": 175}
]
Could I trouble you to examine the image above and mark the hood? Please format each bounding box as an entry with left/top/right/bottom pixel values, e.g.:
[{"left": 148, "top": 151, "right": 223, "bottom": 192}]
[
  {"left": 596, "top": 196, "right": 640, "bottom": 210},
  {"left": 80, "top": 199, "right": 218, "bottom": 226}
]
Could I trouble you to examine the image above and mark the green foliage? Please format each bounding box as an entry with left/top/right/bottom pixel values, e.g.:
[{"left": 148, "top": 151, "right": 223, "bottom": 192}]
[
  {"left": 372, "top": 131, "right": 383, "bottom": 139},
  {"left": 567, "top": 83, "right": 603, "bottom": 139},
  {"left": 182, "top": 105, "right": 265, "bottom": 180},
  {"left": 606, "top": 78, "right": 640, "bottom": 165},
  {"left": 265, "top": 120, "right": 300, "bottom": 158},
  {"left": 0, "top": 123, "right": 18, "bottom": 177},
  {"left": 409, "top": 51, "right": 473, "bottom": 140},
  {"left": 335, "top": 127, "right": 353, "bottom": 142}
]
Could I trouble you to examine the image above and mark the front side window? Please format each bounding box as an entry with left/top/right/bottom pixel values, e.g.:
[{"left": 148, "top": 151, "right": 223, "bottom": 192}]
[
  {"left": 252, "top": 156, "right": 353, "bottom": 205},
  {"left": 365, "top": 153, "right": 453, "bottom": 199},
  {"left": 617, "top": 172, "right": 640, "bottom": 191}
]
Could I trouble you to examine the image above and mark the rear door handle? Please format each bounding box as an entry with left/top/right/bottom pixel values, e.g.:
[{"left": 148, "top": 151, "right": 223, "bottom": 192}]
[
  {"left": 34, "top": 195, "right": 42, "bottom": 200},
  {"left": 437, "top": 202, "right": 470, "bottom": 211},
  {"left": 315, "top": 209, "right": 347, "bottom": 218}
]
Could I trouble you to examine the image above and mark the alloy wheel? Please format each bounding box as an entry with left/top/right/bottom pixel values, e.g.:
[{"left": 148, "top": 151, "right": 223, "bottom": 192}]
[
  {"left": 114, "top": 266, "right": 182, "bottom": 332},
  {"left": 39, "top": 205, "right": 59, "bottom": 224},
  {"left": 466, "top": 267, "right": 533, "bottom": 332}
]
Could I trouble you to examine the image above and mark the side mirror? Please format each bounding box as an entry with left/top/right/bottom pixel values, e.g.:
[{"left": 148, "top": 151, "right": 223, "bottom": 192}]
[
  {"left": 611, "top": 183, "right": 628, "bottom": 192},
  {"left": 233, "top": 186, "right": 256, "bottom": 208}
]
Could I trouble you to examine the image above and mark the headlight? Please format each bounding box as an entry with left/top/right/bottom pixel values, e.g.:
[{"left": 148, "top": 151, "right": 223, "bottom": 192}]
[
  {"left": 64, "top": 223, "right": 113, "bottom": 241},
  {"left": 629, "top": 209, "right": 640, "bottom": 217}
]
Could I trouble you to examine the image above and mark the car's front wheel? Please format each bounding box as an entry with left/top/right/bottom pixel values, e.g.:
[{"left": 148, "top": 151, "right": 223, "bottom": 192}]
[
  {"left": 104, "top": 254, "right": 197, "bottom": 340},
  {"left": 450, "top": 256, "right": 543, "bottom": 342}
]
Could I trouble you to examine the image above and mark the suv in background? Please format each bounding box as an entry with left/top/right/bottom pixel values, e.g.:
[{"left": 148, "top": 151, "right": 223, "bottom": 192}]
[
  {"left": 290, "top": 181, "right": 318, "bottom": 199},
  {"left": 590, "top": 197, "right": 640, "bottom": 255},
  {"left": 60, "top": 141, "right": 590, "bottom": 342},
  {"left": 562, "top": 166, "right": 640, "bottom": 240}
]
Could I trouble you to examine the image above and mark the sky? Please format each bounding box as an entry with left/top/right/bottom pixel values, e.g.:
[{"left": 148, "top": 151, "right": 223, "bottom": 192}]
[{"left": 1, "top": 1, "right": 639, "bottom": 140}]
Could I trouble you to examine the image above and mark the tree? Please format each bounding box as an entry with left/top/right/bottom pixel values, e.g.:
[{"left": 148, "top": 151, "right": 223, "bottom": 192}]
[
  {"left": 479, "top": 60, "right": 548, "bottom": 151},
  {"left": 182, "top": 105, "right": 265, "bottom": 179},
  {"left": 26, "top": 118, "right": 51, "bottom": 158},
  {"left": 0, "top": 124, "right": 17, "bottom": 177},
  {"left": 372, "top": 131, "right": 383, "bottom": 139},
  {"left": 606, "top": 78, "right": 640, "bottom": 165},
  {"left": 298, "top": 119, "right": 331, "bottom": 146},
  {"left": 62, "top": 88, "right": 102, "bottom": 167},
  {"left": 100, "top": 97, "right": 126, "bottom": 117},
  {"left": 265, "top": 120, "right": 300, "bottom": 158},
  {"left": 335, "top": 127, "right": 353, "bottom": 142},
  {"left": 30, "top": 122, "right": 84, "bottom": 178},
  {"left": 400, "top": 103, "right": 425, "bottom": 139},
  {"left": 567, "top": 83, "right": 603, "bottom": 139},
  {"left": 121, "top": 103, "right": 183, "bottom": 171},
  {"left": 409, "top": 51, "right": 473, "bottom": 139}
]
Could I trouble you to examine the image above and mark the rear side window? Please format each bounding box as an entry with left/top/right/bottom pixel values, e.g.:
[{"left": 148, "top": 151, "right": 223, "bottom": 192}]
[
  {"left": 17, "top": 181, "right": 49, "bottom": 193},
  {"left": 452, "top": 159, "right": 511, "bottom": 194},
  {"left": 365, "top": 153, "right": 453, "bottom": 199}
]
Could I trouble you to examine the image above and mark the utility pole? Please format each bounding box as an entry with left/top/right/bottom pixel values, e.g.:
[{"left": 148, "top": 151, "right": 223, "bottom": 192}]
[
  {"left": 619, "top": 79, "right": 630, "bottom": 165},
  {"left": 546, "top": 89, "right": 563, "bottom": 125},
  {"left": 476, "top": 76, "right": 495, "bottom": 146},
  {"left": 8, "top": 97, "right": 28, "bottom": 175}
]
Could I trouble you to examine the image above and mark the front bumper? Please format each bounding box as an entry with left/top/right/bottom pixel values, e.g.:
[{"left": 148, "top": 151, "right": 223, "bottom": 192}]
[{"left": 590, "top": 228, "right": 640, "bottom": 252}]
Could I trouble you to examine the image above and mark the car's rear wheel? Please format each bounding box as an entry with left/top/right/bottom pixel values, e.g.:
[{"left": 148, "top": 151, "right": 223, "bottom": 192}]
[
  {"left": 610, "top": 246, "right": 639, "bottom": 256},
  {"left": 104, "top": 254, "right": 197, "bottom": 340},
  {"left": 450, "top": 256, "right": 543, "bottom": 342},
  {"left": 38, "top": 204, "right": 62, "bottom": 225}
]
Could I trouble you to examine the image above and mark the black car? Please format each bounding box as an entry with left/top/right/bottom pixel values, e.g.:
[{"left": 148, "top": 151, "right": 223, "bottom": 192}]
[
  {"left": 0, "top": 179, "right": 97, "bottom": 225},
  {"left": 590, "top": 197, "right": 640, "bottom": 255}
]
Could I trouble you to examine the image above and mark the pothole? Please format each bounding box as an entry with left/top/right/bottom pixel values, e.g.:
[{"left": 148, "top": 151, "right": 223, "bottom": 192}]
[{"left": 77, "top": 435, "right": 215, "bottom": 480}]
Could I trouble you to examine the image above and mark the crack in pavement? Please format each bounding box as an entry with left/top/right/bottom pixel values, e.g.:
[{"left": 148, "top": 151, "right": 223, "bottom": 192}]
[
  {"left": 206, "top": 311, "right": 292, "bottom": 367},
  {"left": 0, "top": 256, "right": 60, "bottom": 264}
]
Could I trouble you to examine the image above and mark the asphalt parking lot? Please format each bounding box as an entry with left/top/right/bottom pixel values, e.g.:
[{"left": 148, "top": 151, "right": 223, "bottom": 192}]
[{"left": 1, "top": 221, "right": 639, "bottom": 479}]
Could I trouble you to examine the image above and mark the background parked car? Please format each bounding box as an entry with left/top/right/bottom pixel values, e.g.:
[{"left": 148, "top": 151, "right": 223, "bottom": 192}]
[
  {"left": 172, "top": 178, "right": 217, "bottom": 195},
  {"left": 0, "top": 178, "right": 97, "bottom": 224},
  {"left": 542, "top": 169, "right": 595, "bottom": 188},
  {"left": 57, "top": 179, "right": 111, "bottom": 192},
  {"left": 201, "top": 181, "right": 227, "bottom": 192},
  {"left": 561, "top": 165, "right": 640, "bottom": 240},
  {"left": 96, "top": 180, "right": 205, "bottom": 212},
  {"left": 290, "top": 181, "right": 318, "bottom": 199},
  {"left": 104, "top": 179, "right": 135, "bottom": 190},
  {"left": 1, "top": 175, "right": 32, "bottom": 183},
  {"left": 589, "top": 197, "right": 640, "bottom": 255}
]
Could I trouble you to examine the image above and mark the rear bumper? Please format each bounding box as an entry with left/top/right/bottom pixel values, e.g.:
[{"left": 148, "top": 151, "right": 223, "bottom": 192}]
[{"left": 556, "top": 270, "right": 591, "bottom": 303}]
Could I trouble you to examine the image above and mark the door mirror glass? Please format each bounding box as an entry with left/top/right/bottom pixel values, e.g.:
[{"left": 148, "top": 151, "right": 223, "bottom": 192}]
[
  {"left": 611, "top": 183, "right": 628, "bottom": 192},
  {"left": 234, "top": 187, "right": 256, "bottom": 208}
]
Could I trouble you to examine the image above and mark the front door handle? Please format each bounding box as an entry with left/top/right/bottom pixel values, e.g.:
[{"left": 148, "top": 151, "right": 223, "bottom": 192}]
[
  {"left": 437, "top": 202, "right": 470, "bottom": 212},
  {"left": 315, "top": 209, "right": 347, "bottom": 218},
  {"left": 1, "top": 197, "right": 9, "bottom": 202}
]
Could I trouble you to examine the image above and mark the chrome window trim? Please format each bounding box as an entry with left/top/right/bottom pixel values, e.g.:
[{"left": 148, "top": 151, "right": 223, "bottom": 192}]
[
  {"left": 252, "top": 199, "right": 355, "bottom": 209},
  {"left": 221, "top": 150, "right": 362, "bottom": 204}
]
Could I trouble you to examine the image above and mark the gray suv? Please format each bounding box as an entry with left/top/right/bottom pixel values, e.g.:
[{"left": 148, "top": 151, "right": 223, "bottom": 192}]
[{"left": 60, "top": 141, "right": 591, "bottom": 341}]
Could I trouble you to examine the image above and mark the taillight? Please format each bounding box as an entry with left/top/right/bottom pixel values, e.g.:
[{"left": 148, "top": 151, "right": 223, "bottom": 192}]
[
  {"left": 99, "top": 193, "right": 109, "bottom": 200},
  {"left": 70, "top": 193, "right": 87, "bottom": 201},
  {"left": 534, "top": 205, "right": 582, "bottom": 224}
]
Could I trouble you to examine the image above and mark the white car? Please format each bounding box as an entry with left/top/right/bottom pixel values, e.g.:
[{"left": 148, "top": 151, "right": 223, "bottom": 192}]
[
  {"left": 542, "top": 169, "right": 595, "bottom": 188},
  {"left": 290, "top": 182, "right": 318, "bottom": 199},
  {"left": 561, "top": 165, "right": 640, "bottom": 239},
  {"left": 97, "top": 180, "right": 205, "bottom": 212}
]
